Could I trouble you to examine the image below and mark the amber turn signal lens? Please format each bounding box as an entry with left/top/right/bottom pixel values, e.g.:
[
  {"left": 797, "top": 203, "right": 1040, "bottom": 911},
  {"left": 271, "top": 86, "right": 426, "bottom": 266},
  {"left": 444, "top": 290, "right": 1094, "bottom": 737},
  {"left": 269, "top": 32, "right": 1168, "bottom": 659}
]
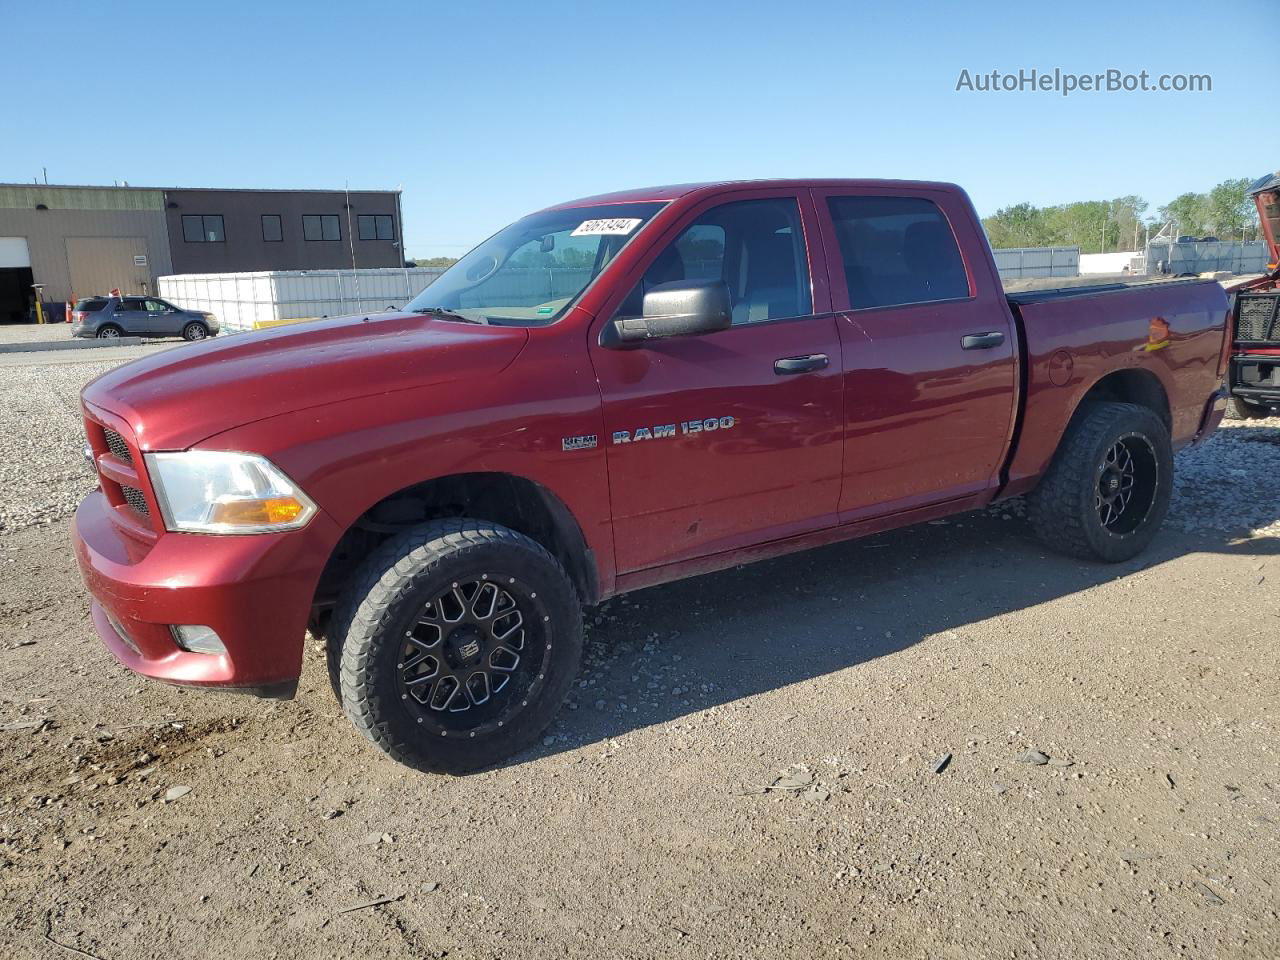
[{"left": 208, "top": 496, "right": 307, "bottom": 527}]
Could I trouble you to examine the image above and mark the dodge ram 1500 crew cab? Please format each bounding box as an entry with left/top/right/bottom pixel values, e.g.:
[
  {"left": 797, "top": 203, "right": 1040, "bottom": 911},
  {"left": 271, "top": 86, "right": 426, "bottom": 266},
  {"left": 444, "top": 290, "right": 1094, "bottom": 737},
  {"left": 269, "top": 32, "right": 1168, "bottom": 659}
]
[{"left": 73, "top": 179, "right": 1231, "bottom": 772}]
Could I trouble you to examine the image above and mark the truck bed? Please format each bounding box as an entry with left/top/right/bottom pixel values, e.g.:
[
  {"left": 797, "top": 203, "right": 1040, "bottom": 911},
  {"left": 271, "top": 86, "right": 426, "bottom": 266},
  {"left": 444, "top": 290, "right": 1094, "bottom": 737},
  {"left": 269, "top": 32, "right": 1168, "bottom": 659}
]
[
  {"left": 1000, "top": 276, "right": 1228, "bottom": 498},
  {"left": 1005, "top": 275, "right": 1216, "bottom": 305}
]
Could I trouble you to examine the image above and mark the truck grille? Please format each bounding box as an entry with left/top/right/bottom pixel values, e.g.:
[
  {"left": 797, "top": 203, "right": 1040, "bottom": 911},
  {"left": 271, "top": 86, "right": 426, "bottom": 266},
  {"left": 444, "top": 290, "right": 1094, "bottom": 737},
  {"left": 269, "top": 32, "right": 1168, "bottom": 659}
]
[
  {"left": 121, "top": 485, "right": 150, "bottom": 517},
  {"left": 1236, "top": 293, "right": 1280, "bottom": 344},
  {"left": 103, "top": 427, "right": 133, "bottom": 464},
  {"left": 83, "top": 410, "right": 157, "bottom": 536}
]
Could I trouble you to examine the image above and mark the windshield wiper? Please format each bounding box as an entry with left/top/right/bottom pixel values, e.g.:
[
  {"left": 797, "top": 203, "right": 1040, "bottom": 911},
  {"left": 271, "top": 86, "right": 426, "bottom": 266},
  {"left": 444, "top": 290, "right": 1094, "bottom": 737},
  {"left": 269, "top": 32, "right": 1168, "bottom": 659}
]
[{"left": 412, "top": 306, "right": 486, "bottom": 324}]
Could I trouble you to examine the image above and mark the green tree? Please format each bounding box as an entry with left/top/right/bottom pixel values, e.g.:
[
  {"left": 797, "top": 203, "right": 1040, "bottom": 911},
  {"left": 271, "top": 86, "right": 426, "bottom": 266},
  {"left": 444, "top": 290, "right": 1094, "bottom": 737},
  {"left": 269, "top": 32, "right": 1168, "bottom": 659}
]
[
  {"left": 1158, "top": 192, "right": 1210, "bottom": 238},
  {"left": 982, "top": 202, "right": 1051, "bottom": 248},
  {"left": 1204, "top": 178, "right": 1258, "bottom": 241},
  {"left": 411, "top": 256, "right": 459, "bottom": 268}
]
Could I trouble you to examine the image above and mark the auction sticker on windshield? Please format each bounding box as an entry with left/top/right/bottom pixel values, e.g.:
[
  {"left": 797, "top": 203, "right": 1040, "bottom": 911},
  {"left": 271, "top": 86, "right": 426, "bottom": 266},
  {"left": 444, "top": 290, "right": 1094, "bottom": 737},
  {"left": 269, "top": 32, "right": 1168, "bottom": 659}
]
[{"left": 570, "top": 218, "right": 643, "bottom": 236}]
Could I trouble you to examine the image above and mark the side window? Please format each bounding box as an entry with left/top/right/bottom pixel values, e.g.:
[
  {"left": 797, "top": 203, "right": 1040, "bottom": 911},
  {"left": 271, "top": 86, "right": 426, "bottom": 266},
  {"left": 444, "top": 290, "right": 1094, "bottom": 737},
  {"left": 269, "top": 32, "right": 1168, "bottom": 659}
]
[
  {"left": 303, "top": 214, "right": 341, "bottom": 241},
  {"left": 144, "top": 299, "right": 169, "bottom": 312},
  {"left": 616, "top": 198, "right": 811, "bottom": 325},
  {"left": 827, "top": 196, "right": 969, "bottom": 309},
  {"left": 117, "top": 299, "right": 146, "bottom": 312}
]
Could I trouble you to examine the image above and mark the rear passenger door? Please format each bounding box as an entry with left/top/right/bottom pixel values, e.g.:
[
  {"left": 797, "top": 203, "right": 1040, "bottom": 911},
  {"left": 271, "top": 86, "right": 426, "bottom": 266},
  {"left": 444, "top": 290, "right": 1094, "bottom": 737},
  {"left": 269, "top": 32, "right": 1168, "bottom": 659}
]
[{"left": 813, "top": 188, "right": 1017, "bottom": 520}]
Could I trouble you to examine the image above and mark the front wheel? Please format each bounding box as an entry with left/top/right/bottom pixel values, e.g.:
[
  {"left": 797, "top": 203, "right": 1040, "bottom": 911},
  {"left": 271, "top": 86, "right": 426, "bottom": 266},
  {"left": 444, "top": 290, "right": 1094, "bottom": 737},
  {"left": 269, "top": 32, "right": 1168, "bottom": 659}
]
[
  {"left": 181, "top": 321, "right": 208, "bottom": 341},
  {"left": 333, "top": 519, "right": 582, "bottom": 773},
  {"left": 1028, "top": 402, "right": 1173, "bottom": 563}
]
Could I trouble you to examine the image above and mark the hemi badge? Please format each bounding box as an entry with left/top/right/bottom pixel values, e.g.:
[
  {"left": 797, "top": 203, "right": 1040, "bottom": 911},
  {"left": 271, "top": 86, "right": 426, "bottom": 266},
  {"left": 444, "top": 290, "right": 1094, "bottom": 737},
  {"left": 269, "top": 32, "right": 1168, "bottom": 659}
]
[{"left": 562, "top": 435, "right": 598, "bottom": 451}]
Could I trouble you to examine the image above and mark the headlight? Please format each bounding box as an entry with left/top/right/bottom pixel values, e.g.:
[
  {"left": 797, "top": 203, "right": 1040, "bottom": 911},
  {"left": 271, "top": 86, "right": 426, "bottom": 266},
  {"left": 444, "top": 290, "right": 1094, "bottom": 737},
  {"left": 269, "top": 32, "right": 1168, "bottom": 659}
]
[{"left": 144, "top": 451, "right": 317, "bottom": 534}]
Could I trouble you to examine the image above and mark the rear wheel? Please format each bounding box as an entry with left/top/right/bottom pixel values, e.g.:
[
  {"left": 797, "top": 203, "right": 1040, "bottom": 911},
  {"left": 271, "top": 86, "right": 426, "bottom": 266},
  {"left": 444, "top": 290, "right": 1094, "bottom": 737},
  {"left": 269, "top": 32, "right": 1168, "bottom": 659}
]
[
  {"left": 182, "top": 321, "right": 208, "bottom": 341},
  {"left": 1028, "top": 402, "right": 1173, "bottom": 562},
  {"left": 1225, "top": 396, "right": 1273, "bottom": 420},
  {"left": 96, "top": 325, "right": 122, "bottom": 339},
  {"left": 333, "top": 519, "right": 582, "bottom": 773}
]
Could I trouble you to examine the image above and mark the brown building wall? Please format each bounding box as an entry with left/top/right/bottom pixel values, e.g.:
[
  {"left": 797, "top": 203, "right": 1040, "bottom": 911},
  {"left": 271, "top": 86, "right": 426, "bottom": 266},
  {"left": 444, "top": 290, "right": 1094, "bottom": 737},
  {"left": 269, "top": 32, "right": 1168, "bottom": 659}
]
[{"left": 163, "top": 189, "right": 402, "bottom": 274}]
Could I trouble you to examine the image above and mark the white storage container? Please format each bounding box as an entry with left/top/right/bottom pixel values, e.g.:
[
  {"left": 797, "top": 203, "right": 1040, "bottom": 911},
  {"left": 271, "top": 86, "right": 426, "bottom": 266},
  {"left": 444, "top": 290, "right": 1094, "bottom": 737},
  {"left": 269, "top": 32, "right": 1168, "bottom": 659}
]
[{"left": 158, "top": 267, "right": 448, "bottom": 333}]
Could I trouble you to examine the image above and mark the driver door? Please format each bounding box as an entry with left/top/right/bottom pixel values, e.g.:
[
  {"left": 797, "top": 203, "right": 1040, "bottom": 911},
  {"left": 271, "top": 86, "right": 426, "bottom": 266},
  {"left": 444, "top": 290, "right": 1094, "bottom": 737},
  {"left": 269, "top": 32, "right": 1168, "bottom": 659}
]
[
  {"left": 588, "top": 190, "right": 845, "bottom": 574},
  {"left": 145, "top": 299, "right": 178, "bottom": 336}
]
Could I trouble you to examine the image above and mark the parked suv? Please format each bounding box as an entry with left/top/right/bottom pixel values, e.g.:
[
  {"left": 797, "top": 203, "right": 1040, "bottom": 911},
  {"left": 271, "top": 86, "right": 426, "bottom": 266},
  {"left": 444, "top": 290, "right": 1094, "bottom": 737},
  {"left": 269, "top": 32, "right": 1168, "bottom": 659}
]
[{"left": 71, "top": 296, "right": 219, "bottom": 341}]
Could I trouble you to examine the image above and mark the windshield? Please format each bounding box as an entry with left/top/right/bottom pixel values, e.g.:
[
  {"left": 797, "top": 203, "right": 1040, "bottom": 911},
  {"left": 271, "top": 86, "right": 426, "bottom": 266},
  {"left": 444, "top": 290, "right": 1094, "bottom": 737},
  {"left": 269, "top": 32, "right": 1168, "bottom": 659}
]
[{"left": 405, "top": 201, "right": 666, "bottom": 324}]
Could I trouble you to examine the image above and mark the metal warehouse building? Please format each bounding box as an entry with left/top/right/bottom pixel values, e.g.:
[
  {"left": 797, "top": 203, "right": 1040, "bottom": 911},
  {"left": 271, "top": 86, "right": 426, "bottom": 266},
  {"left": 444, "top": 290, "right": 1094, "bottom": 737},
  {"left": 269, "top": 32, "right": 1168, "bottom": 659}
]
[{"left": 0, "top": 183, "right": 403, "bottom": 323}]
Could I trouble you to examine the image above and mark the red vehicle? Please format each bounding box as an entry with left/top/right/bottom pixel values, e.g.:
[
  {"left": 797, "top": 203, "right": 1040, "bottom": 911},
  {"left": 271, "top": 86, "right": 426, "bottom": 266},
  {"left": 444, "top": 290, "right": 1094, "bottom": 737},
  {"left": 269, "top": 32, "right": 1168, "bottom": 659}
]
[
  {"left": 1224, "top": 171, "right": 1280, "bottom": 419},
  {"left": 72, "top": 179, "right": 1230, "bottom": 772}
]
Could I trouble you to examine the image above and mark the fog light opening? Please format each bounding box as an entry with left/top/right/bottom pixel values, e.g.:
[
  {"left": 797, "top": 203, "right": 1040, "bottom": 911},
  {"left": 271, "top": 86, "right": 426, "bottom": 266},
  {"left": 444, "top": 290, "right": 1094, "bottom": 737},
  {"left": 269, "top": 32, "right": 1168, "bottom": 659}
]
[
  {"left": 170, "top": 624, "right": 226, "bottom": 656},
  {"left": 105, "top": 612, "right": 141, "bottom": 655}
]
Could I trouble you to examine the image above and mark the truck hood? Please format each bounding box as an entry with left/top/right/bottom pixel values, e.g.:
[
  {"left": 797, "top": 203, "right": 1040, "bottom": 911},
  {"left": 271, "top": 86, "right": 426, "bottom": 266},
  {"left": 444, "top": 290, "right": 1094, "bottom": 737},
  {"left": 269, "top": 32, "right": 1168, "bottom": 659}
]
[{"left": 82, "top": 312, "right": 530, "bottom": 450}]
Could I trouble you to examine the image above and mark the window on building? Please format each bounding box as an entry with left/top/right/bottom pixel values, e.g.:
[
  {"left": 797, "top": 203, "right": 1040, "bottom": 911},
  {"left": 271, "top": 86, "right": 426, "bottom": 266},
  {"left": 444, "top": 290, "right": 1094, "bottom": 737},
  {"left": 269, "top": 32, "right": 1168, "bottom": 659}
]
[
  {"left": 358, "top": 214, "right": 395, "bottom": 241},
  {"left": 261, "top": 214, "right": 283, "bottom": 242},
  {"left": 303, "top": 214, "right": 341, "bottom": 241},
  {"left": 826, "top": 196, "right": 969, "bottom": 309},
  {"left": 182, "top": 214, "right": 225, "bottom": 243},
  {"left": 615, "top": 198, "right": 811, "bottom": 325}
]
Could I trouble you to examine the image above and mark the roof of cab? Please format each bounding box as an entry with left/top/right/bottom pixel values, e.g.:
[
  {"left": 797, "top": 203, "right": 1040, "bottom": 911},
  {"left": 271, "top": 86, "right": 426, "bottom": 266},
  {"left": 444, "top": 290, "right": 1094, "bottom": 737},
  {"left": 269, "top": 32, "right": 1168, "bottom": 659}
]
[{"left": 540, "top": 178, "right": 965, "bottom": 211}]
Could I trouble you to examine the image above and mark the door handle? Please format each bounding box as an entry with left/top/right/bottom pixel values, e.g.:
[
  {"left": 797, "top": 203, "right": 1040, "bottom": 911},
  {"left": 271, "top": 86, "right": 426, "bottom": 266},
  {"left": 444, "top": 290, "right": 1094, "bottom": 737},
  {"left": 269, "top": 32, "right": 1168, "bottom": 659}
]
[
  {"left": 774, "top": 354, "right": 829, "bottom": 375},
  {"left": 961, "top": 331, "right": 1006, "bottom": 350}
]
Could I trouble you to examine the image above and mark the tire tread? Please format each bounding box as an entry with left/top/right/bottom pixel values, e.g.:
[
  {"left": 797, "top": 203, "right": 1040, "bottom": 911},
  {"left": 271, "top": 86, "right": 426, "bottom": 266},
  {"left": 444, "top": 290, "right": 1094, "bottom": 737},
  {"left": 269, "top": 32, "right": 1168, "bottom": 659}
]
[{"left": 331, "top": 518, "right": 580, "bottom": 772}]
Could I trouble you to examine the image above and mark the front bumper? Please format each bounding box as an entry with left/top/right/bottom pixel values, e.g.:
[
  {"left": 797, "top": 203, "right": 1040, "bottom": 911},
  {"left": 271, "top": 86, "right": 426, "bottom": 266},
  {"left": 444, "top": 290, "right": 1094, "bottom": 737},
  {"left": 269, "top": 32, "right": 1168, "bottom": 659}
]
[{"left": 72, "top": 490, "right": 339, "bottom": 696}]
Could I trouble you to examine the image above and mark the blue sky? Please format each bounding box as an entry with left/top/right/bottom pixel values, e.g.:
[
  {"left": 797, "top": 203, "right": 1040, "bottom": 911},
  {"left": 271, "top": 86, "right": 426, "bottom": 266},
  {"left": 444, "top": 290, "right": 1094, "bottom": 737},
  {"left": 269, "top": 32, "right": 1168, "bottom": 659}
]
[{"left": 4, "top": 0, "right": 1278, "bottom": 257}]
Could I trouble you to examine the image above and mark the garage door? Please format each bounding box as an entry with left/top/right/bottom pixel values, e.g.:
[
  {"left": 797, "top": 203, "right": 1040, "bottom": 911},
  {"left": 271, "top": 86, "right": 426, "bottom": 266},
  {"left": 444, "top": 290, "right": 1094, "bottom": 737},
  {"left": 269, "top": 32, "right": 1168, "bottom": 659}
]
[
  {"left": 65, "top": 237, "right": 151, "bottom": 298},
  {"left": 0, "top": 237, "right": 31, "bottom": 268}
]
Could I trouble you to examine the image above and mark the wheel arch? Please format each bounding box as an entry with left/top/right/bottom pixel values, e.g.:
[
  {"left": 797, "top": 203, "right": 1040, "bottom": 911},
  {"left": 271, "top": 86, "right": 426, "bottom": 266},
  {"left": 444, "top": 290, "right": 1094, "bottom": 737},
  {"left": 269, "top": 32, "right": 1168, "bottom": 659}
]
[
  {"left": 313, "top": 471, "right": 600, "bottom": 617},
  {"left": 1070, "top": 367, "right": 1172, "bottom": 433}
]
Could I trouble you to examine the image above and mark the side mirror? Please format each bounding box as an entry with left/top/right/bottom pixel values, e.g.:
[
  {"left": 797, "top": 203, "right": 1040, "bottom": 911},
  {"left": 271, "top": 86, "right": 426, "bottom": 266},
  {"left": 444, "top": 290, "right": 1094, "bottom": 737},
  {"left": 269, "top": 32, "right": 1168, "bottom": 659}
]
[{"left": 603, "top": 280, "right": 732, "bottom": 347}]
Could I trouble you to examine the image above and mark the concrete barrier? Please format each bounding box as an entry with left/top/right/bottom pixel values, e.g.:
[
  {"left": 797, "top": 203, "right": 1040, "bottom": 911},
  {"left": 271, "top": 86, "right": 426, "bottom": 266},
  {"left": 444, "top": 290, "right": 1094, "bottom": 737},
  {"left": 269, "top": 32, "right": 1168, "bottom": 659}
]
[{"left": 0, "top": 337, "right": 144, "bottom": 355}]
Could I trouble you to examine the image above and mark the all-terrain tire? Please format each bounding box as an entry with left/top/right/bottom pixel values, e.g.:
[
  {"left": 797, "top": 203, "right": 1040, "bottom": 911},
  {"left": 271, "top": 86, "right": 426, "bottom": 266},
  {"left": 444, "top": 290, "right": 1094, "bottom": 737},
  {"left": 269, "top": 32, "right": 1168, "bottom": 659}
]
[
  {"left": 1224, "top": 396, "right": 1273, "bottom": 421},
  {"left": 331, "top": 518, "right": 582, "bottom": 773},
  {"left": 1028, "top": 402, "right": 1173, "bottom": 563}
]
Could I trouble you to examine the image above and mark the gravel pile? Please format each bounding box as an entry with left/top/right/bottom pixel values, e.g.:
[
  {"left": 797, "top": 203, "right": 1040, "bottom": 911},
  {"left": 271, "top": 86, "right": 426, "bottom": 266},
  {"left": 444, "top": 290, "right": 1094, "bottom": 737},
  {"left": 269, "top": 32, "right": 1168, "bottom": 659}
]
[
  {"left": 1169, "top": 413, "right": 1280, "bottom": 535},
  {"left": 1, "top": 355, "right": 1278, "bottom": 538},
  {"left": 0, "top": 360, "right": 121, "bottom": 535}
]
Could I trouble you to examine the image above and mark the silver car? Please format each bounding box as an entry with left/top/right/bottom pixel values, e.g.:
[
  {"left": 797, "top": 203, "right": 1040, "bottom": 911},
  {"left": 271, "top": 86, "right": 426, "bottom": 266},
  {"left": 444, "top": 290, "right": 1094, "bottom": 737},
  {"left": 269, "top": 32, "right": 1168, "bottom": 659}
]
[{"left": 71, "top": 296, "right": 220, "bottom": 341}]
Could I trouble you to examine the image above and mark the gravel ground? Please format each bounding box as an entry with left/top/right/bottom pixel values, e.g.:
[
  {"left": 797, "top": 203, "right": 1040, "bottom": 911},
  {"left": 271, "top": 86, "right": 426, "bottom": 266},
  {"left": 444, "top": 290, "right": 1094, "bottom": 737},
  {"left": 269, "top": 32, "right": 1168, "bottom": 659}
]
[
  {"left": 0, "top": 324, "right": 79, "bottom": 345},
  {"left": 1, "top": 353, "right": 1277, "bottom": 959}
]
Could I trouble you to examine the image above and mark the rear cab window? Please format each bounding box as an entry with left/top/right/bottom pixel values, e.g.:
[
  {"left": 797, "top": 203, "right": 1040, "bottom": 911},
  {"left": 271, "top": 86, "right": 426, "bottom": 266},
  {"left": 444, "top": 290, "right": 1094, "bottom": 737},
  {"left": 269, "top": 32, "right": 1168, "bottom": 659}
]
[{"left": 825, "top": 196, "right": 970, "bottom": 309}]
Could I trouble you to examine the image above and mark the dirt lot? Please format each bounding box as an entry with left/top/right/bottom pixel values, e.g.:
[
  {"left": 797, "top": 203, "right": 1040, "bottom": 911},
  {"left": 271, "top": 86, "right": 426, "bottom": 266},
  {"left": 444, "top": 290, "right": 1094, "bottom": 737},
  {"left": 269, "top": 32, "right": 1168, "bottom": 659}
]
[{"left": 1, "top": 350, "right": 1278, "bottom": 960}]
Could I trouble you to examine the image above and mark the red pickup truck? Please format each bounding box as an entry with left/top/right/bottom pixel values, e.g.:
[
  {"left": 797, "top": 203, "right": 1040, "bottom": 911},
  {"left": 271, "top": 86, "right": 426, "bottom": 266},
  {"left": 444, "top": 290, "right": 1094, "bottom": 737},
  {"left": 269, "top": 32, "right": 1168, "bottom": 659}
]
[
  {"left": 73, "top": 179, "right": 1230, "bottom": 772},
  {"left": 1224, "top": 170, "right": 1280, "bottom": 418}
]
